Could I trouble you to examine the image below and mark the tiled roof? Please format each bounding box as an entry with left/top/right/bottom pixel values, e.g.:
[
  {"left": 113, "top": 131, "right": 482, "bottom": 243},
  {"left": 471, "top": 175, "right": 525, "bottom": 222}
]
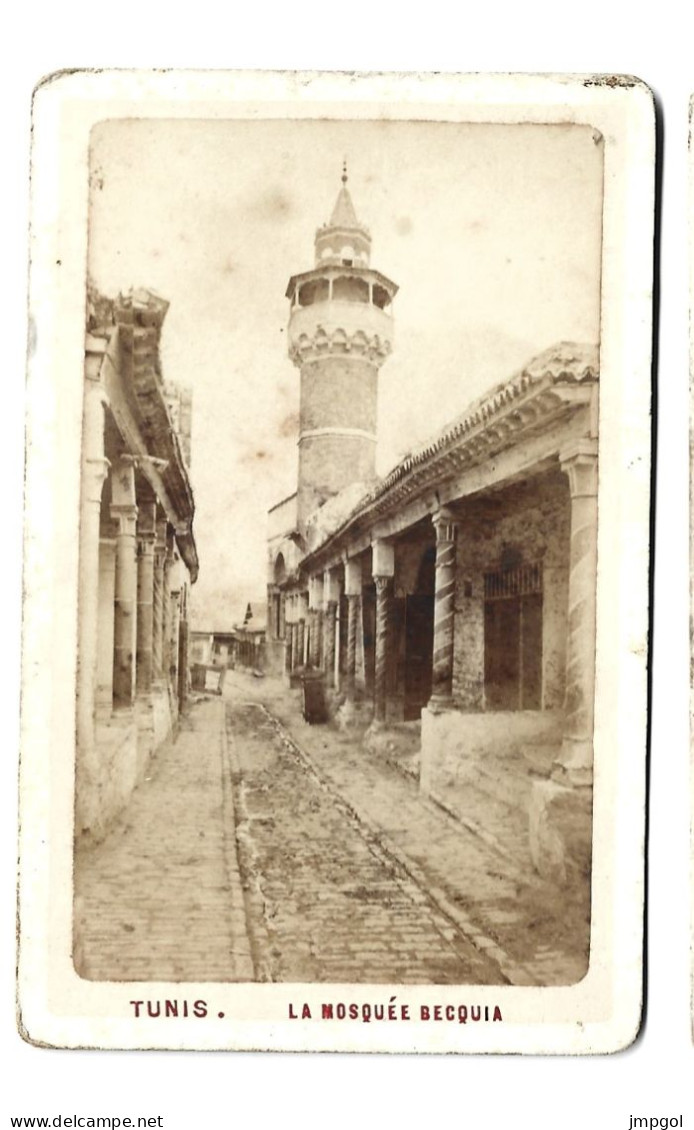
[
  {"left": 370, "top": 342, "right": 598, "bottom": 502},
  {"left": 89, "top": 287, "right": 199, "bottom": 582},
  {"left": 300, "top": 342, "right": 598, "bottom": 565}
]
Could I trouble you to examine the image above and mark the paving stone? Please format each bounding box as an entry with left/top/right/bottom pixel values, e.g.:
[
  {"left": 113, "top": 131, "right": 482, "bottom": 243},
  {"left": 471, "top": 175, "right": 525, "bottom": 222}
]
[
  {"left": 224, "top": 669, "right": 590, "bottom": 986},
  {"left": 73, "top": 698, "right": 252, "bottom": 983},
  {"left": 224, "top": 697, "right": 502, "bottom": 985}
]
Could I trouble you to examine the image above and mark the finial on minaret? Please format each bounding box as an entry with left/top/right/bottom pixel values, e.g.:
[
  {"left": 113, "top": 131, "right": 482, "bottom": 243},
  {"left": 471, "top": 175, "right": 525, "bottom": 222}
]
[{"left": 342, "top": 159, "right": 348, "bottom": 185}]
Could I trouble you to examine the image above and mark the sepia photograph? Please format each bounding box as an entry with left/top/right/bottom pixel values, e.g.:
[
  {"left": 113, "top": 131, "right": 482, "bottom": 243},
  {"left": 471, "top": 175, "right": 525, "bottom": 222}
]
[{"left": 18, "top": 71, "right": 653, "bottom": 1054}]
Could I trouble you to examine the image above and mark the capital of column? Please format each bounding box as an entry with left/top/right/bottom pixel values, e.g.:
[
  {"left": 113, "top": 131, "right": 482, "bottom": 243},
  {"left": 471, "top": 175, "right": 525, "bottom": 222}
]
[
  {"left": 344, "top": 558, "right": 362, "bottom": 597},
  {"left": 110, "top": 503, "right": 138, "bottom": 537},
  {"left": 372, "top": 538, "right": 394, "bottom": 579},
  {"left": 308, "top": 575, "right": 324, "bottom": 612},
  {"left": 373, "top": 575, "right": 391, "bottom": 595},
  {"left": 137, "top": 533, "right": 157, "bottom": 556},
  {"left": 560, "top": 439, "right": 598, "bottom": 498},
  {"left": 137, "top": 506, "right": 157, "bottom": 554},
  {"left": 83, "top": 456, "right": 110, "bottom": 505},
  {"left": 324, "top": 568, "right": 341, "bottom": 605},
  {"left": 432, "top": 506, "right": 459, "bottom": 544}
]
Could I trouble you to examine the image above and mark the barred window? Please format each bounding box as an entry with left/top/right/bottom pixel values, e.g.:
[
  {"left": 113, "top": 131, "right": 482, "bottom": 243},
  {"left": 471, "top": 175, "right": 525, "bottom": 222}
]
[{"left": 483, "top": 561, "right": 543, "bottom": 601}]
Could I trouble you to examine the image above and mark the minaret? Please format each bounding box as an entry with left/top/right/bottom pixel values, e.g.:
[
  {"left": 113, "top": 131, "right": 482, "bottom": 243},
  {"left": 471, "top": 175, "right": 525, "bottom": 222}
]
[{"left": 286, "top": 164, "right": 398, "bottom": 529}]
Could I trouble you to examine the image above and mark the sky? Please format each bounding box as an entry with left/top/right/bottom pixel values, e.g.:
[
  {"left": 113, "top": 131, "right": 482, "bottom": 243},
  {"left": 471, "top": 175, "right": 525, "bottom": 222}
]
[{"left": 88, "top": 118, "right": 604, "bottom": 629}]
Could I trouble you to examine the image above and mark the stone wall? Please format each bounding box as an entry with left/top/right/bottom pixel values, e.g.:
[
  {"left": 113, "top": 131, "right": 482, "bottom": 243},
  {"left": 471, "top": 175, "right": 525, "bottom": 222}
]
[
  {"left": 298, "top": 432, "right": 377, "bottom": 522},
  {"left": 300, "top": 356, "right": 377, "bottom": 434},
  {"left": 297, "top": 355, "right": 378, "bottom": 524}
]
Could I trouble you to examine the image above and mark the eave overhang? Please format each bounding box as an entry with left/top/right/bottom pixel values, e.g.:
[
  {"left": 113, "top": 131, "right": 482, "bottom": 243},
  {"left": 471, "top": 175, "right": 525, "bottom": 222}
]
[{"left": 295, "top": 343, "right": 599, "bottom": 579}]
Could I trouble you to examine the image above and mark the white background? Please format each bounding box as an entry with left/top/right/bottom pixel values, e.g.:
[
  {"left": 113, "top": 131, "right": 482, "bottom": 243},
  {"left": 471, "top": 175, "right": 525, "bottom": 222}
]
[{"left": 2, "top": 4, "right": 691, "bottom": 1126}]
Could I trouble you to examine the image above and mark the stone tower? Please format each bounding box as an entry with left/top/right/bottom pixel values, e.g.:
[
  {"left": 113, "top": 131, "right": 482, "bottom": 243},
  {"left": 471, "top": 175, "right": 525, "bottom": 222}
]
[{"left": 286, "top": 165, "right": 398, "bottom": 529}]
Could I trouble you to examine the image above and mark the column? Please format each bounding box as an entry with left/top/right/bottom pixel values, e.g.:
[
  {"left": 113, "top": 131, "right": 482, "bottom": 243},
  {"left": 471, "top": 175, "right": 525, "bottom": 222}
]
[
  {"left": 76, "top": 367, "right": 109, "bottom": 830},
  {"left": 309, "top": 614, "right": 323, "bottom": 664},
  {"left": 323, "top": 569, "right": 340, "bottom": 689},
  {"left": 178, "top": 581, "right": 189, "bottom": 710},
  {"left": 344, "top": 558, "right": 362, "bottom": 702},
  {"left": 136, "top": 502, "right": 157, "bottom": 695},
  {"left": 372, "top": 539, "right": 395, "bottom": 725},
  {"left": 373, "top": 577, "right": 392, "bottom": 723},
  {"left": 430, "top": 508, "right": 458, "bottom": 707},
  {"left": 161, "top": 540, "right": 174, "bottom": 685},
  {"left": 110, "top": 458, "right": 138, "bottom": 708},
  {"left": 308, "top": 576, "right": 323, "bottom": 669},
  {"left": 95, "top": 538, "right": 116, "bottom": 715},
  {"left": 295, "top": 594, "right": 306, "bottom": 670},
  {"left": 152, "top": 517, "right": 167, "bottom": 682},
  {"left": 284, "top": 593, "right": 296, "bottom": 675},
  {"left": 169, "top": 558, "right": 182, "bottom": 697},
  {"left": 284, "top": 618, "right": 294, "bottom": 676},
  {"left": 553, "top": 440, "right": 598, "bottom": 787},
  {"left": 289, "top": 601, "right": 298, "bottom": 668}
]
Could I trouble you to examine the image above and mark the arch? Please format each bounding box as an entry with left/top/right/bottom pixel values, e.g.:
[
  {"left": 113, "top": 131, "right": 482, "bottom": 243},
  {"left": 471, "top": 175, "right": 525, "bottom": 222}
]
[
  {"left": 298, "top": 278, "right": 329, "bottom": 307},
  {"left": 331, "top": 327, "right": 348, "bottom": 353},
  {"left": 372, "top": 283, "right": 392, "bottom": 310},
  {"left": 274, "top": 552, "right": 287, "bottom": 584},
  {"left": 332, "top": 275, "right": 370, "bottom": 304}
]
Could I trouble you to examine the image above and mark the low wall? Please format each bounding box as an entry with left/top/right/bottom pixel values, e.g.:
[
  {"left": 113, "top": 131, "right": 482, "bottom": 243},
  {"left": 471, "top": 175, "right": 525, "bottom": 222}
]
[
  {"left": 420, "top": 706, "right": 591, "bottom": 896},
  {"left": 87, "top": 687, "right": 176, "bottom": 840},
  {"left": 528, "top": 777, "right": 593, "bottom": 888},
  {"left": 420, "top": 707, "right": 562, "bottom": 798},
  {"left": 94, "top": 714, "right": 139, "bottom": 837}
]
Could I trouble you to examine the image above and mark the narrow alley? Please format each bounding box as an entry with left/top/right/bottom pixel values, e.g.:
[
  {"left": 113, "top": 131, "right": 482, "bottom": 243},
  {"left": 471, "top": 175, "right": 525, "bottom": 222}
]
[{"left": 74, "top": 670, "right": 587, "bottom": 987}]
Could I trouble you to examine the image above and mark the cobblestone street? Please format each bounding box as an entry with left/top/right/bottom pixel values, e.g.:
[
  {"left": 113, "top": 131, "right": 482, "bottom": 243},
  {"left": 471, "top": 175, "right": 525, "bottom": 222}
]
[
  {"left": 74, "top": 671, "right": 587, "bottom": 986},
  {"left": 226, "top": 699, "right": 502, "bottom": 984}
]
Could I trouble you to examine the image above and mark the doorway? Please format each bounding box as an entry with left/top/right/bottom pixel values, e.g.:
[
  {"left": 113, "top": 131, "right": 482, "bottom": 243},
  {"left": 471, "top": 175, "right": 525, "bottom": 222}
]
[{"left": 483, "top": 562, "right": 543, "bottom": 710}]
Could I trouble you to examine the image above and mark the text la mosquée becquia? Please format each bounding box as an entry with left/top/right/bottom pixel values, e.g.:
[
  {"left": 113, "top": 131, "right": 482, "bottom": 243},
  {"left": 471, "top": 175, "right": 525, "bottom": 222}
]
[{"left": 289, "top": 998, "right": 503, "bottom": 1024}]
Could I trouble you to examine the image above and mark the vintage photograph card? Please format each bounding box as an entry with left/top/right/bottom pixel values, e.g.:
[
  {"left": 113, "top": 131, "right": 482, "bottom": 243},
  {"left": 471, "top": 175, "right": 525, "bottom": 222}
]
[{"left": 19, "top": 70, "right": 653, "bottom": 1053}]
